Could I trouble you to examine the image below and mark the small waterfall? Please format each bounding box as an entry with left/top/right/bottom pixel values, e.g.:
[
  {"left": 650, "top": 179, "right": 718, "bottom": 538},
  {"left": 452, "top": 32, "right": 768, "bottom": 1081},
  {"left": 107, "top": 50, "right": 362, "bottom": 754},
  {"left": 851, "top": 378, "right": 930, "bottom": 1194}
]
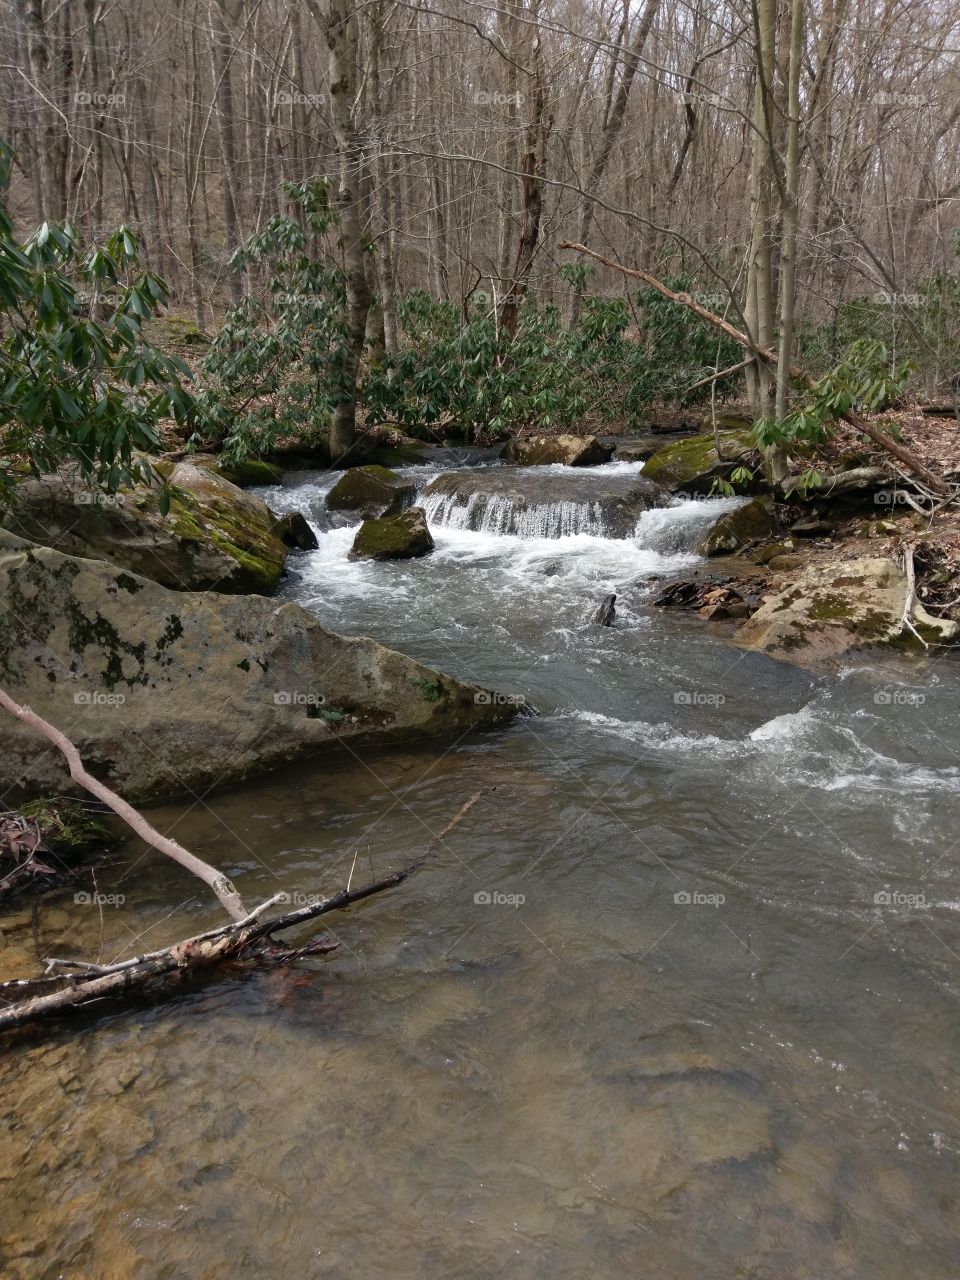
[
  {"left": 421, "top": 490, "right": 611, "bottom": 538},
  {"left": 633, "top": 497, "right": 746, "bottom": 554}
]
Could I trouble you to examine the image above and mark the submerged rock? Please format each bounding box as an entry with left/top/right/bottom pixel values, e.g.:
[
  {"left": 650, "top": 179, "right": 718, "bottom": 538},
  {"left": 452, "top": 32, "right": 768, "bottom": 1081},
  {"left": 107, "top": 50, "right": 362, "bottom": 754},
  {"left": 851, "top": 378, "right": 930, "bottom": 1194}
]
[
  {"left": 349, "top": 507, "right": 435, "bottom": 561},
  {"left": 642, "top": 428, "right": 757, "bottom": 494},
  {"left": 0, "top": 532, "right": 518, "bottom": 800},
  {"left": 1, "top": 463, "right": 287, "bottom": 594},
  {"left": 504, "top": 434, "right": 614, "bottom": 467},
  {"left": 734, "top": 556, "right": 958, "bottom": 664},
  {"left": 422, "top": 468, "right": 669, "bottom": 539},
  {"left": 326, "top": 464, "right": 416, "bottom": 518},
  {"left": 698, "top": 497, "right": 779, "bottom": 555}
]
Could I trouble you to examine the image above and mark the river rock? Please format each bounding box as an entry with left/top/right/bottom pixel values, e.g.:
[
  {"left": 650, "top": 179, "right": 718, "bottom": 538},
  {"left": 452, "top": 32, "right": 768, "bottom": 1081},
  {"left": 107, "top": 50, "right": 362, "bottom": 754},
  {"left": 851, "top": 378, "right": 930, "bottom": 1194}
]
[
  {"left": 190, "top": 454, "right": 283, "bottom": 488},
  {"left": 349, "top": 507, "right": 435, "bottom": 561},
  {"left": 734, "top": 556, "right": 958, "bottom": 664},
  {"left": 326, "top": 465, "right": 416, "bottom": 518},
  {"left": 698, "top": 496, "right": 779, "bottom": 555},
  {"left": 642, "top": 428, "right": 758, "bottom": 494},
  {"left": 422, "top": 468, "right": 669, "bottom": 538},
  {"left": 0, "top": 531, "right": 519, "bottom": 800},
  {"left": 1, "top": 463, "right": 288, "bottom": 594},
  {"left": 273, "top": 511, "right": 319, "bottom": 550},
  {"left": 504, "top": 434, "right": 613, "bottom": 466}
]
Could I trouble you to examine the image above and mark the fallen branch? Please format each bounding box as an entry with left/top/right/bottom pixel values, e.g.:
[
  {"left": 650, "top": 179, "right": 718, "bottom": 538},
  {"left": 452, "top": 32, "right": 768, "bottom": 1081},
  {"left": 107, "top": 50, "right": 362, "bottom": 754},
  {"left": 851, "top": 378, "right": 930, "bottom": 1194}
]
[
  {"left": 558, "top": 241, "right": 949, "bottom": 496},
  {"left": 0, "top": 690, "right": 249, "bottom": 922},
  {"left": 0, "top": 863, "right": 418, "bottom": 1032},
  {"left": 898, "top": 545, "right": 929, "bottom": 650}
]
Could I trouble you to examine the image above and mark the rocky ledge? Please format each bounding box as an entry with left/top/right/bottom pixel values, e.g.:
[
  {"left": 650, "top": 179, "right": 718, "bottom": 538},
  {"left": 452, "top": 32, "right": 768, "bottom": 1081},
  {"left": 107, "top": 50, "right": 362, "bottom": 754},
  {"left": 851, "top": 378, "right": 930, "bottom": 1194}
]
[{"left": 0, "top": 531, "right": 522, "bottom": 801}]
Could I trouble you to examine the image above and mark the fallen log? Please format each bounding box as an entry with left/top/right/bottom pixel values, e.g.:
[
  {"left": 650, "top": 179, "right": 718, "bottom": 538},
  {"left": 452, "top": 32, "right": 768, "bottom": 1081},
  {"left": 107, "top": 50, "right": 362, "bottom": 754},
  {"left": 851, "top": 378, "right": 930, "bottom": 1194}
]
[
  {"left": 0, "top": 864, "right": 418, "bottom": 1032},
  {"left": 558, "top": 241, "right": 949, "bottom": 497}
]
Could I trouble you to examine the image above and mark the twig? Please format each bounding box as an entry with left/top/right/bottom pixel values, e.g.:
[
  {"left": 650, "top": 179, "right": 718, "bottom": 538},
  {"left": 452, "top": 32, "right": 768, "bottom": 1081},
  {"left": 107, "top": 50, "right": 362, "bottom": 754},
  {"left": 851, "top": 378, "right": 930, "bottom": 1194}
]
[{"left": 0, "top": 690, "right": 249, "bottom": 922}]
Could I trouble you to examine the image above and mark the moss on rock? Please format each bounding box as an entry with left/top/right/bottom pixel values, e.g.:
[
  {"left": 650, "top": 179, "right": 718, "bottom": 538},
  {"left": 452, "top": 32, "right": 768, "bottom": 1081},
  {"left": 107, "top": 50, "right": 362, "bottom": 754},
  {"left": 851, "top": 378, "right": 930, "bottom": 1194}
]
[
  {"left": 349, "top": 507, "right": 435, "bottom": 561},
  {"left": 698, "top": 497, "right": 778, "bottom": 555},
  {"left": 327, "top": 465, "right": 416, "bottom": 517},
  {"left": 643, "top": 429, "right": 757, "bottom": 494}
]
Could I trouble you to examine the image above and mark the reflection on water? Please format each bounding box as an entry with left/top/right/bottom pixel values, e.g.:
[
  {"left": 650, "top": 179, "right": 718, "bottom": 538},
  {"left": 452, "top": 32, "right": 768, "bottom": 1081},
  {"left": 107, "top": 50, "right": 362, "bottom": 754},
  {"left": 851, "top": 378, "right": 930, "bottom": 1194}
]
[{"left": 2, "top": 462, "right": 960, "bottom": 1278}]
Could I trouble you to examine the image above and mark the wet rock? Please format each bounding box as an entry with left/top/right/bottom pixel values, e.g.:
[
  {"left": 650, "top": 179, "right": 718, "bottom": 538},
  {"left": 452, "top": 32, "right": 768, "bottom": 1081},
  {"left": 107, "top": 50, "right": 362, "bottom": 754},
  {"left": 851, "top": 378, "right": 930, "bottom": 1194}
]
[
  {"left": 273, "top": 510, "right": 319, "bottom": 550},
  {"left": 349, "top": 507, "right": 435, "bottom": 561},
  {"left": 698, "top": 496, "right": 779, "bottom": 555},
  {"left": 642, "top": 428, "right": 758, "bottom": 494},
  {"left": 325, "top": 464, "right": 416, "bottom": 518},
  {"left": 589, "top": 594, "right": 617, "bottom": 626},
  {"left": 0, "top": 531, "right": 519, "bottom": 800},
  {"left": 422, "top": 468, "right": 670, "bottom": 538},
  {"left": 1, "top": 464, "right": 288, "bottom": 594},
  {"left": 734, "top": 556, "right": 959, "bottom": 665},
  {"left": 504, "top": 434, "right": 614, "bottom": 466}
]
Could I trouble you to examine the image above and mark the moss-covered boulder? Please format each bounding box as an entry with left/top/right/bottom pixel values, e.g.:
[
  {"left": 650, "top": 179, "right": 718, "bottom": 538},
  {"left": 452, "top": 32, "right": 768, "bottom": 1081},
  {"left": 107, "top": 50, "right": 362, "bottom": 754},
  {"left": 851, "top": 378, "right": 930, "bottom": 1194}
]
[
  {"left": 349, "top": 507, "right": 435, "bottom": 561},
  {"left": 197, "top": 456, "right": 283, "bottom": 488},
  {"left": 0, "top": 531, "right": 520, "bottom": 800},
  {"left": 326, "top": 464, "right": 416, "bottom": 518},
  {"left": 505, "top": 435, "right": 614, "bottom": 466},
  {"left": 273, "top": 511, "right": 318, "bottom": 550},
  {"left": 1, "top": 464, "right": 288, "bottom": 595},
  {"left": 698, "top": 497, "right": 779, "bottom": 555},
  {"left": 734, "top": 557, "right": 958, "bottom": 665},
  {"left": 643, "top": 429, "right": 757, "bottom": 494}
]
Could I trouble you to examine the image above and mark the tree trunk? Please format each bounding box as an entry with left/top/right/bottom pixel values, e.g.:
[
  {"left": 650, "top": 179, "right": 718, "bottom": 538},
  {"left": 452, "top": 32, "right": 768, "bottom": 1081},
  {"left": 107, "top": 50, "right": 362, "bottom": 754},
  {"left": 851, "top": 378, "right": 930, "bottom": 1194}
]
[{"left": 308, "top": 0, "right": 372, "bottom": 462}]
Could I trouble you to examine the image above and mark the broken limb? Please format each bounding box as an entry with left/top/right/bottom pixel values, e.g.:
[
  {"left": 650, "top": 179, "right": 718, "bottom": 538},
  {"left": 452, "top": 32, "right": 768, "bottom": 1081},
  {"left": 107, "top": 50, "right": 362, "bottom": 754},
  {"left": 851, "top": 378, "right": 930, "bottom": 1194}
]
[{"left": 558, "top": 241, "right": 949, "bottom": 496}]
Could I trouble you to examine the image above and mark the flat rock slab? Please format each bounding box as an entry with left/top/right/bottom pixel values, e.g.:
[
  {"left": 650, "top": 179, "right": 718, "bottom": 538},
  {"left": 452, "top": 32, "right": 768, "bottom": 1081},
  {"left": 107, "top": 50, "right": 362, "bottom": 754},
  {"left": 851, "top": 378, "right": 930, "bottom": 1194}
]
[{"left": 0, "top": 531, "right": 519, "bottom": 800}]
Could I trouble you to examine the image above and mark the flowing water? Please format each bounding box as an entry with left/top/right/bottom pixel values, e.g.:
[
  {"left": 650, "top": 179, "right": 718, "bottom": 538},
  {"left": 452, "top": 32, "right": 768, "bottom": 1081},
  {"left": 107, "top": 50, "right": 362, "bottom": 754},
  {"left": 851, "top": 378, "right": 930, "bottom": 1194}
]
[{"left": 3, "top": 455, "right": 960, "bottom": 1278}]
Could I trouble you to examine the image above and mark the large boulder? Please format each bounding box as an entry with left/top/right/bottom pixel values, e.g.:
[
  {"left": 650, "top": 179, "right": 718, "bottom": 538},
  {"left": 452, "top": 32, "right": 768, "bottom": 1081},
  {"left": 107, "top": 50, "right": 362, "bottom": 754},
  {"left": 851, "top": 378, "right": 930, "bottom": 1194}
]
[
  {"left": 173, "top": 452, "right": 283, "bottom": 488},
  {"left": 642, "top": 429, "right": 757, "bottom": 494},
  {"left": 349, "top": 507, "right": 435, "bottom": 561},
  {"left": 0, "top": 532, "right": 520, "bottom": 800},
  {"left": 504, "top": 435, "right": 614, "bottom": 467},
  {"left": 326, "top": 464, "right": 416, "bottom": 518},
  {"left": 698, "top": 496, "right": 779, "bottom": 555},
  {"left": 734, "top": 556, "right": 958, "bottom": 665},
  {"left": 1, "top": 464, "right": 287, "bottom": 594}
]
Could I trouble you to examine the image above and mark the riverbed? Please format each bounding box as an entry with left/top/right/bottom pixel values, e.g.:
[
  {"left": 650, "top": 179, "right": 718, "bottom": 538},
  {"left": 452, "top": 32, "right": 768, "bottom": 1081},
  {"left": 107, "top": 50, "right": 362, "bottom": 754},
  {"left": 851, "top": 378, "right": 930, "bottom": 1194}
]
[{"left": 2, "top": 455, "right": 959, "bottom": 1278}]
